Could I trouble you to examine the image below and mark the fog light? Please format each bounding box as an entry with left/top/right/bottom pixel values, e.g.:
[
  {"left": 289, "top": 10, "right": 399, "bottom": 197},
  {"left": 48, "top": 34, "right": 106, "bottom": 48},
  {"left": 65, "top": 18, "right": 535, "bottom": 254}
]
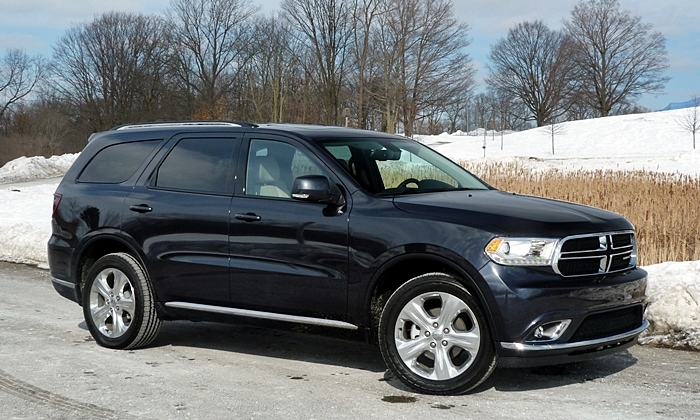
[{"left": 530, "top": 320, "right": 571, "bottom": 342}]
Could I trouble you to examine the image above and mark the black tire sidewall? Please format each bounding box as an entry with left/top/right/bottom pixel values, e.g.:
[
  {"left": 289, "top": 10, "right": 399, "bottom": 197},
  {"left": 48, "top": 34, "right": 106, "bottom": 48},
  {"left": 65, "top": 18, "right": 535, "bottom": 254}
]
[
  {"left": 82, "top": 253, "right": 147, "bottom": 349},
  {"left": 378, "top": 274, "right": 495, "bottom": 394}
]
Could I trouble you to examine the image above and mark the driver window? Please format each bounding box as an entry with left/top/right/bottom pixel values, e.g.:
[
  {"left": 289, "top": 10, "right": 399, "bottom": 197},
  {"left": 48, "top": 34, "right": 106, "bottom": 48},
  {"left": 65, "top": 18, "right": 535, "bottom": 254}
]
[{"left": 245, "top": 139, "right": 326, "bottom": 198}]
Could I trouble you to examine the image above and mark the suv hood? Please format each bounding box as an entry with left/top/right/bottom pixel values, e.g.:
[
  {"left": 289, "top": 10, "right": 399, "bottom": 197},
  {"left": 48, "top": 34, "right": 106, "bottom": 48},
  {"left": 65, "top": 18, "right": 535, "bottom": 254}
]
[{"left": 393, "top": 190, "right": 633, "bottom": 238}]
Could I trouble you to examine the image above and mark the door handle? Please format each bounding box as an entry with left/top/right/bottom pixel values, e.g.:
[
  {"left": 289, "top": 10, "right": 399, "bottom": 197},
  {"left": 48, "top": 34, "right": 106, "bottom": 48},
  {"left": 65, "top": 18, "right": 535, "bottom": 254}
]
[
  {"left": 129, "top": 204, "right": 153, "bottom": 213},
  {"left": 235, "top": 213, "right": 262, "bottom": 222}
]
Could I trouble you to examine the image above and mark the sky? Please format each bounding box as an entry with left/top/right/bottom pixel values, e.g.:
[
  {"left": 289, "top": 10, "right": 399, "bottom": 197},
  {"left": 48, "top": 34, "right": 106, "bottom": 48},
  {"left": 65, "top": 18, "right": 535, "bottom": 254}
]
[
  {"left": 2, "top": 107, "right": 699, "bottom": 349},
  {"left": 1, "top": 0, "right": 699, "bottom": 110}
]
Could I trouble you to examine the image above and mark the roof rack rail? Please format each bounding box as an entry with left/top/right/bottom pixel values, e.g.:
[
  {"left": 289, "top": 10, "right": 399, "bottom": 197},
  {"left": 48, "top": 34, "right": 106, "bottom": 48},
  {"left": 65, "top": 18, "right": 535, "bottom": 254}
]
[{"left": 112, "top": 120, "right": 258, "bottom": 130}]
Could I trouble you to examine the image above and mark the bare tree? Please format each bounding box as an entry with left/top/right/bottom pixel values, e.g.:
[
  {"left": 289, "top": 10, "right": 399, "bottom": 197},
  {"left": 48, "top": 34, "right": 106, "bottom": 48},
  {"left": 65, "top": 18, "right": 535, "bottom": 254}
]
[
  {"left": 245, "top": 15, "right": 301, "bottom": 123},
  {"left": 167, "top": 0, "right": 259, "bottom": 119},
  {"left": 444, "top": 92, "right": 471, "bottom": 134},
  {"left": 282, "top": 0, "right": 353, "bottom": 125},
  {"left": 564, "top": 0, "right": 669, "bottom": 117},
  {"left": 0, "top": 49, "right": 44, "bottom": 123},
  {"left": 487, "top": 90, "right": 523, "bottom": 148},
  {"left": 349, "top": 0, "right": 384, "bottom": 129},
  {"left": 542, "top": 119, "right": 566, "bottom": 155},
  {"left": 51, "top": 12, "right": 174, "bottom": 132},
  {"left": 379, "top": 0, "right": 473, "bottom": 137},
  {"left": 487, "top": 21, "right": 576, "bottom": 127},
  {"left": 471, "top": 93, "right": 491, "bottom": 132},
  {"left": 677, "top": 96, "right": 700, "bottom": 149}
]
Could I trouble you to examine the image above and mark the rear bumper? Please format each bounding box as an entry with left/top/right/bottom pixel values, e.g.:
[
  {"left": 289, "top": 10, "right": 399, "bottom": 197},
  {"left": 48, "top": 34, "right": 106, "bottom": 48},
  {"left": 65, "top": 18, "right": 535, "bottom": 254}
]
[
  {"left": 497, "top": 320, "right": 648, "bottom": 368},
  {"left": 51, "top": 277, "right": 81, "bottom": 304}
]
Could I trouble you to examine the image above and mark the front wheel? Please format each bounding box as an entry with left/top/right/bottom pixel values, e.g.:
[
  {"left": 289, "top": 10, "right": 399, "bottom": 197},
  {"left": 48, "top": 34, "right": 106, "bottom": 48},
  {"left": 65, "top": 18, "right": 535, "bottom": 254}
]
[
  {"left": 378, "top": 273, "right": 496, "bottom": 394},
  {"left": 82, "top": 253, "right": 162, "bottom": 349}
]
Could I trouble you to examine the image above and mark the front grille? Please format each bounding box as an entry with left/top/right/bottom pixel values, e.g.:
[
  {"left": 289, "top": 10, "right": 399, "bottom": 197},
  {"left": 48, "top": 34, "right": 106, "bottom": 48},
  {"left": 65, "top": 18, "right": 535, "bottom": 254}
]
[
  {"left": 609, "top": 254, "right": 632, "bottom": 271},
  {"left": 611, "top": 233, "right": 632, "bottom": 248},
  {"left": 561, "top": 236, "right": 602, "bottom": 252},
  {"left": 554, "top": 231, "right": 636, "bottom": 277},
  {"left": 570, "top": 305, "right": 644, "bottom": 342},
  {"left": 557, "top": 258, "right": 602, "bottom": 276}
]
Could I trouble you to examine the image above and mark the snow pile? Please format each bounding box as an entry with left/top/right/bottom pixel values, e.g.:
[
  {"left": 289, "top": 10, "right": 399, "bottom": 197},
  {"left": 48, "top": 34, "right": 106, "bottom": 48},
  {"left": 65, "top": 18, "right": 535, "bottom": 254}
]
[
  {"left": 0, "top": 154, "right": 79, "bottom": 184},
  {"left": 0, "top": 183, "right": 58, "bottom": 269},
  {"left": 639, "top": 261, "right": 700, "bottom": 350}
]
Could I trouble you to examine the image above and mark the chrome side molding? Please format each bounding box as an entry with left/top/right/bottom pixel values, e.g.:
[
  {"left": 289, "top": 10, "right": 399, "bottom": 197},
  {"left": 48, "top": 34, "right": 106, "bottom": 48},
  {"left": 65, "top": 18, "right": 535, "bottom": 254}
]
[{"left": 164, "top": 301, "right": 359, "bottom": 330}]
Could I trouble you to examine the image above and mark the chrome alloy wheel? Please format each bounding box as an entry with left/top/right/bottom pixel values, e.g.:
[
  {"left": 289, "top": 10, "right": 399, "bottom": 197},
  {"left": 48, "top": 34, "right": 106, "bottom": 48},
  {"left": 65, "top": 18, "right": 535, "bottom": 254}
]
[
  {"left": 88, "top": 267, "right": 136, "bottom": 338},
  {"left": 394, "top": 291, "right": 481, "bottom": 380}
]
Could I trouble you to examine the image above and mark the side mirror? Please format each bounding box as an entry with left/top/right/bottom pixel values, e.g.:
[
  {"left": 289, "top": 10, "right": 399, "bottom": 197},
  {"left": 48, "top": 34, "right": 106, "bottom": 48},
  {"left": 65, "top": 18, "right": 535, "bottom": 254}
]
[{"left": 291, "top": 175, "right": 346, "bottom": 207}]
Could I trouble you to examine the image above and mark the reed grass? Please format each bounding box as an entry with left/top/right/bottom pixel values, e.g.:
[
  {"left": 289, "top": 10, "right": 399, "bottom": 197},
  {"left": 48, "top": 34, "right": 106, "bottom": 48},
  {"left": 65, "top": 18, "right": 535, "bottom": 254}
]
[{"left": 460, "top": 160, "right": 700, "bottom": 266}]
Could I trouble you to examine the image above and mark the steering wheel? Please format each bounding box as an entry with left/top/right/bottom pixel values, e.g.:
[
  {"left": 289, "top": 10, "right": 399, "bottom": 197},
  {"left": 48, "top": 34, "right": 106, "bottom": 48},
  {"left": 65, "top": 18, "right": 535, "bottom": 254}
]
[{"left": 397, "top": 178, "right": 420, "bottom": 189}]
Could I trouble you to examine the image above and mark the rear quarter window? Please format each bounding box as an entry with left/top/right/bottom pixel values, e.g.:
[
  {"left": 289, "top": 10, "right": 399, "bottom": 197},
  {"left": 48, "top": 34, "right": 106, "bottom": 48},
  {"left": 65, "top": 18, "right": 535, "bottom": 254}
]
[{"left": 79, "top": 140, "right": 161, "bottom": 184}]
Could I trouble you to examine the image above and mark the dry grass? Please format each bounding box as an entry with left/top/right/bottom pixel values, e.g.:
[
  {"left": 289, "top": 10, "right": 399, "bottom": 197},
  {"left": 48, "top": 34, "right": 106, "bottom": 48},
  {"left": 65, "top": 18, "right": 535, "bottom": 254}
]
[{"left": 460, "top": 160, "right": 700, "bottom": 266}]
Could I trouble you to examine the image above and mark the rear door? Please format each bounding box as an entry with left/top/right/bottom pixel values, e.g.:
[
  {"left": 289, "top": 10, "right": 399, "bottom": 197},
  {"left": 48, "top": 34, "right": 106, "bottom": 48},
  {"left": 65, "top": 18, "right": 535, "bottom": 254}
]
[
  {"left": 228, "top": 134, "right": 350, "bottom": 319},
  {"left": 123, "top": 134, "right": 239, "bottom": 305}
]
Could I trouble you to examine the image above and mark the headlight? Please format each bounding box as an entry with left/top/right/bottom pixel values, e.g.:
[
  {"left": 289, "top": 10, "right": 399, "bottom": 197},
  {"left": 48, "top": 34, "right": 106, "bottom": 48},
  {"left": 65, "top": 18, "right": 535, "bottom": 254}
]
[{"left": 485, "top": 237, "right": 559, "bottom": 266}]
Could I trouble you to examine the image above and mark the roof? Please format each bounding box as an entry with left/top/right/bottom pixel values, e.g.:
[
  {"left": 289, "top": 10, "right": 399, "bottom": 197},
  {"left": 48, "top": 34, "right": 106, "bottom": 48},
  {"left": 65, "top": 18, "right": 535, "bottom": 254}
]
[
  {"left": 254, "top": 123, "right": 407, "bottom": 141},
  {"left": 86, "top": 121, "right": 407, "bottom": 143}
]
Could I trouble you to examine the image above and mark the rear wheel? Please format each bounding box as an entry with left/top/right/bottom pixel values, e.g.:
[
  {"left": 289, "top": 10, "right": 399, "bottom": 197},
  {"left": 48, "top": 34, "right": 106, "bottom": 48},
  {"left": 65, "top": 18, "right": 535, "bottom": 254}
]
[
  {"left": 378, "top": 273, "right": 496, "bottom": 394},
  {"left": 82, "top": 253, "right": 161, "bottom": 349}
]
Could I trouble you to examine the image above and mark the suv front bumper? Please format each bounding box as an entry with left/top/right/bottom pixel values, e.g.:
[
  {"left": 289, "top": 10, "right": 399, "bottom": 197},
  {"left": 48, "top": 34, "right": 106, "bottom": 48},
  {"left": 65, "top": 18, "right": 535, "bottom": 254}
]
[
  {"left": 497, "top": 319, "right": 648, "bottom": 367},
  {"left": 477, "top": 262, "right": 648, "bottom": 367}
]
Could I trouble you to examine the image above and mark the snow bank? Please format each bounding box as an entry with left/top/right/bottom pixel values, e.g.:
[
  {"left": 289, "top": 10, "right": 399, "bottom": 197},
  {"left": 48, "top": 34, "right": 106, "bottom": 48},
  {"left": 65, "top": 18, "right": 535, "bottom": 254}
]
[
  {"left": 0, "top": 183, "right": 57, "bottom": 269},
  {"left": 639, "top": 261, "right": 700, "bottom": 350},
  {"left": 0, "top": 154, "right": 79, "bottom": 184},
  {"left": 0, "top": 155, "right": 79, "bottom": 269}
]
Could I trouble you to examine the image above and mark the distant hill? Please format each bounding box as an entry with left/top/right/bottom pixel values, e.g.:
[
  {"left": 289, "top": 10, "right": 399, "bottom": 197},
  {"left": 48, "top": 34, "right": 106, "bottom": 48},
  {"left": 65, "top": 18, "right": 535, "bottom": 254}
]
[{"left": 661, "top": 99, "right": 698, "bottom": 111}]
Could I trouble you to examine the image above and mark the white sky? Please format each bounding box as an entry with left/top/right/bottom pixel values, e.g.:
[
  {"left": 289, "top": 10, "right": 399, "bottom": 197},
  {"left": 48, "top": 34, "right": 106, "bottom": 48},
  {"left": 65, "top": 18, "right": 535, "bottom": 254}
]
[{"left": 0, "top": 0, "right": 698, "bottom": 110}]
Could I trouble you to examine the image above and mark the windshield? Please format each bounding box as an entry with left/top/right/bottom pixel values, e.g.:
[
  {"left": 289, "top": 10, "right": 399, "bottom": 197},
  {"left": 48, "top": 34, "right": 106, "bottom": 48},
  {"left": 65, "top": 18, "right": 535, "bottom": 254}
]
[{"left": 315, "top": 137, "right": 489, "bottom": 195}]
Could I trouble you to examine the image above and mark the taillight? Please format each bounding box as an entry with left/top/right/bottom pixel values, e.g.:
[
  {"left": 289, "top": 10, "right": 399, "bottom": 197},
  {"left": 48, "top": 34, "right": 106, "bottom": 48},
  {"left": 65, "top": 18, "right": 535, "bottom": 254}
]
[{"left": 52, "top": 193, "right": 62, "bottom": 218}]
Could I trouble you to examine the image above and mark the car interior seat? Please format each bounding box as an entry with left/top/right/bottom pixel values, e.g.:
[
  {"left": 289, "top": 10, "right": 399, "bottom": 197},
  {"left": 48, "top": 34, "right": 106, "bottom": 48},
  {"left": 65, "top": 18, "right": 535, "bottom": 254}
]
[{"left": 248, "top": 156, "right": 290, "bottom": 198}]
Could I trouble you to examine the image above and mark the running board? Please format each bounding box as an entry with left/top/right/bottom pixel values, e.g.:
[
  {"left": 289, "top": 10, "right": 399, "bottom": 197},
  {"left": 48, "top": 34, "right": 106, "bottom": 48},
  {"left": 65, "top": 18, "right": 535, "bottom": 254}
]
[{"left": 164, "top": 302, "right": 359, "bottom": 330}]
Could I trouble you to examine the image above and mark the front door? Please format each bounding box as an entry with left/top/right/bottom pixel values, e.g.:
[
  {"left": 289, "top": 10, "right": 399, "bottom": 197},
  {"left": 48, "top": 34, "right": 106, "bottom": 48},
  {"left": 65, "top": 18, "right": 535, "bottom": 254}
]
[{"left": 228, "top": 136, "right": 349, "bottom": 319}]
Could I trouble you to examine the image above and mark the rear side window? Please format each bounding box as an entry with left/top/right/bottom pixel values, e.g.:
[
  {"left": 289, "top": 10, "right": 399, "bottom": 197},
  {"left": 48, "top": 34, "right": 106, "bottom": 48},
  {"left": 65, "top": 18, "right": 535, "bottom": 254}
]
[
  {"left": 154, "top": 138, "right": 236, "bottom": 194},
  {"left": 79, "top": 140, "right": 161, "bottom": 184}
]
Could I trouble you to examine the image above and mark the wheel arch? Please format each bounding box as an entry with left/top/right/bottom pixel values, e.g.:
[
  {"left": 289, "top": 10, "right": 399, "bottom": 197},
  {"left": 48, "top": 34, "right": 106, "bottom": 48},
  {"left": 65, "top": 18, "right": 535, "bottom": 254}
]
[
  {"left": 364, "top": 249, "right": 498, "bottom": 344},
  {"left": 72, "top": 233, "right": 148, "bottom": 305}
]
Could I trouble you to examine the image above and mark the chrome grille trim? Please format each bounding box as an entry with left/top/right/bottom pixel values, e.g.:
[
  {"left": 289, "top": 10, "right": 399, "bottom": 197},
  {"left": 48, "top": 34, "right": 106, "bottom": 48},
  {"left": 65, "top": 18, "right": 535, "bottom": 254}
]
[{"left": 553, "top": 230, "right": 636, "bottom": 277}]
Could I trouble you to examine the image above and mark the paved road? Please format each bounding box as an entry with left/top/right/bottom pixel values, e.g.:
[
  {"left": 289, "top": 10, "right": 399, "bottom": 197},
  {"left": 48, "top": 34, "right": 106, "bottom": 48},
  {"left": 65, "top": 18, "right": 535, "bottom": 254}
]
[{"left": 1, "top": 261, "right": 699, "bottom": 419}]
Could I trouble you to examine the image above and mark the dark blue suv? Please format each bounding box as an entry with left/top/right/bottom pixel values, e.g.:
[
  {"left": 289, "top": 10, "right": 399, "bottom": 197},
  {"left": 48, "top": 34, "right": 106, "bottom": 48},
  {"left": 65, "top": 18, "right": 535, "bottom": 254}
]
[{"left": 49, "top": 122, "right": 648, "bottom": 394}]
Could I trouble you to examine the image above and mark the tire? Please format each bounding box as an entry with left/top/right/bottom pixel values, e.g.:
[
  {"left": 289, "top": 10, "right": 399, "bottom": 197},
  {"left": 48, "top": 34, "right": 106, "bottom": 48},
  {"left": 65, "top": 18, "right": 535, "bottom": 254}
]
[
  {"left": 378, "top": 273, "right": 497, "bottom": 395},
  {"left": 82, "top": 252, "right": 162, "bottom": 349}
]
